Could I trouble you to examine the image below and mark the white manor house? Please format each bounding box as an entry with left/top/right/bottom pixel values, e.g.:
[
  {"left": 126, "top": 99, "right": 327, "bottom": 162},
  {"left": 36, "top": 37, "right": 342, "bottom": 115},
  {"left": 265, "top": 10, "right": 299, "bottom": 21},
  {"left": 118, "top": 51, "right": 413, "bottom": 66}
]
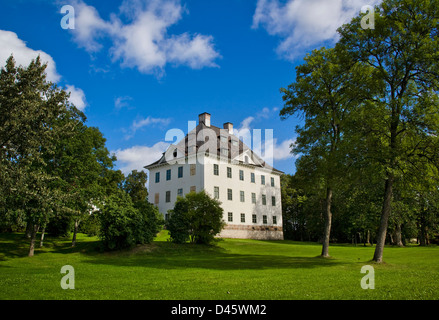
[{"left": 145, "top": 112, "right": 283, "bottom": 240}]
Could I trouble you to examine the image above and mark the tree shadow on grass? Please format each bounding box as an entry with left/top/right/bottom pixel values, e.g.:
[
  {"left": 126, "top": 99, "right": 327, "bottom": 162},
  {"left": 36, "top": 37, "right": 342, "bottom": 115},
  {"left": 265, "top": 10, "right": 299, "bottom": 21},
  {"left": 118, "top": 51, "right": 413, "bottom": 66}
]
[
  {"left": 0, "top": 233, "right": 32, "bottom": 261},
  {"left": 0, "top": 232, "right": 95, "bottom": 261},
  {"left": 80, "top": 241, "right": 347, "bottom": 271},
  {"left": 0, "top": 233, "right": 348, "bottom": 271}
]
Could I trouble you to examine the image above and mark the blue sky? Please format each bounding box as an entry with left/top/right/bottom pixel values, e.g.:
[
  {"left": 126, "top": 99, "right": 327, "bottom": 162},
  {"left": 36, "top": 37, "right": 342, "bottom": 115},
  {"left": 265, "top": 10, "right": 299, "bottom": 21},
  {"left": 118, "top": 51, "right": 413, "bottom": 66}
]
[{"left": 0, "top": 0, "right": 379, "bottom": 176}]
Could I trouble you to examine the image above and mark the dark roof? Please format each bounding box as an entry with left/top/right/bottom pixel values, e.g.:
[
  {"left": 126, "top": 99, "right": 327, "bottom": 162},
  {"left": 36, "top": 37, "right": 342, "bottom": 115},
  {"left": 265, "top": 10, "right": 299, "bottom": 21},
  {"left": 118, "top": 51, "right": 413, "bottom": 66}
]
[{"left": 144, "top": 122, "right": 283, "bottom": 174}]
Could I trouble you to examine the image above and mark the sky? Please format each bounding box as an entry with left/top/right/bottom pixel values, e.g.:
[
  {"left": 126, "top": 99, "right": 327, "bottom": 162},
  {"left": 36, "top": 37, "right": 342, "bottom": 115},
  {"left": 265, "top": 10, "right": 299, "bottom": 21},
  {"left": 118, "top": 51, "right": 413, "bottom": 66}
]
[{"left": 0, "top": 0, "right": 381, "bottom": 177}]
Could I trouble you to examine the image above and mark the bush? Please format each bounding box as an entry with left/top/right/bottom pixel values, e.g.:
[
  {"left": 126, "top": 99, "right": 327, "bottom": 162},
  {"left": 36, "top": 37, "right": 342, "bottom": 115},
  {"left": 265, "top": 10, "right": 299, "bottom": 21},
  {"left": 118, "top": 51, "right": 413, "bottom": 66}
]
[
  {"left": 98, "top": 191, "right": 159, "bottom": 250},
  {"left": 167, "top": 191, "right": 225, "bottom": 244},
  {"left": 134, "top": 200, "right": 164, "bottom": 240}
]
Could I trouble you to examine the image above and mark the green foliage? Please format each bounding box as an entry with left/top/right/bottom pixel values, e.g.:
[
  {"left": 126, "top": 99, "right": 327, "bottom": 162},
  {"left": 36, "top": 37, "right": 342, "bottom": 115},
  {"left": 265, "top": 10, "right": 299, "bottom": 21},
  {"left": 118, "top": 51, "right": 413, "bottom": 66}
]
[
  {"left": 78, "top": 213, "right": 100, "bottom": 237},
  {"left": 135, "top": 200, "right": 164, "bottom": 238},
  {"left": 0, "top": 55, "right": 124, "bottom": 250},
  {"left": 46, "top": 211, "right": 74, "bottom": 237},
  {"left": 0, "top": 55, "right": 75, "bottom": 254},
  {"left": 167, "top": 191, "right": 225, "bottom": 244},
  {"left": 123, "top": 170, "right": 149, "bottom": 204},
  {"left": 98, "top": 191, "right": 160, "bottom": 250},
  {"left": 279, "top": 0, "right": 439, "bottom": 261}
]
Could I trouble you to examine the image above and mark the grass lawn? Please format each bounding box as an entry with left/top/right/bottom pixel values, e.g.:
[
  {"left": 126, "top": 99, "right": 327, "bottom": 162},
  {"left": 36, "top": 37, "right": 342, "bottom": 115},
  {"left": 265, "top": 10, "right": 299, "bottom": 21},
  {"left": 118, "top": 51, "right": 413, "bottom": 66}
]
[{"left": 0, "top": 231, "right": 438, "bottom": 300}]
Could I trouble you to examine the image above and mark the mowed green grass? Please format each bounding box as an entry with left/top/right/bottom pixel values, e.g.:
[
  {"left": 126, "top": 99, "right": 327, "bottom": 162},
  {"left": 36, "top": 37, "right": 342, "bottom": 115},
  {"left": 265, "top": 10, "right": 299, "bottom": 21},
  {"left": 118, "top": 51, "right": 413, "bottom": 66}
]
[{"left": 0, "top": 231, "right": 438, "bottom": 300}]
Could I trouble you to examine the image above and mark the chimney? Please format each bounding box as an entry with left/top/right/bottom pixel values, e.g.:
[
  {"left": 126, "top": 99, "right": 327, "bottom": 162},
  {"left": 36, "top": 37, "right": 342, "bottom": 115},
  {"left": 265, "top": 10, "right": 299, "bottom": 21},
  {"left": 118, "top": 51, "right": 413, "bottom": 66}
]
[
  {"left": 223, "top": 122, "right": 233, "bottom": 134},
  {"left": 198, "top": 112, "right": 211, "bottom": 127}
]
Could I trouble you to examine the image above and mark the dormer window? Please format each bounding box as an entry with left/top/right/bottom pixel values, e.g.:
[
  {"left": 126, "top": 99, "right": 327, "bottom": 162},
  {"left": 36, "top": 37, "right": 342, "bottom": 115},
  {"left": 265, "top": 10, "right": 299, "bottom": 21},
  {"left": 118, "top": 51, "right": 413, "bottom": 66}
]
[
  {"left": 173, "top": 149, "right": 177, "bottom": 158},
  {"left": 245, "top": 156, "right": 249, "bottom": 163}
]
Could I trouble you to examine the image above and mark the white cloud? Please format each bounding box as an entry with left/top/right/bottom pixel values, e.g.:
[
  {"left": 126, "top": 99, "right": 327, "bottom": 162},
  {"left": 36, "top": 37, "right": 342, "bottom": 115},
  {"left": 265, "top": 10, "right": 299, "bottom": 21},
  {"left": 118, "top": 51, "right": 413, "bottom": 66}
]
[
  {"left": 125, "top": 116, "right": 172, "bottom": 140},
  {"left": 70, "top": 0, "right": 116, "bottom": 53},
  {"left": 0, "top": 30, "right": 60, "bottom": 82},
  {"left": 233, "top": 107, "right": 278, "bottom": 138},
  {"left": 70, "top": 0, "right": 220, "bottom": 74},
  {"left": 0, "top": 30, "right": 88, "bottom": 112},
  {"left": 272, "top": 138, "right": 295, "bottom": 160},
  {"left": 132, "top": 116, "right": 171, "bottom": 131},
  {"left": 252, "top": 0, "right": 382, "bottom": 59},
  {"left": 166, "top": 33, "right": 219, "bottom": 69},
  {"left": 66, "top": 84, "right": 87, "bottom": 111},
  {"left": 113, "top": 141, "right": 169, "bottom": 174},
  {"left": 114, "top": 96, "right": 133, "bottom": 109}
]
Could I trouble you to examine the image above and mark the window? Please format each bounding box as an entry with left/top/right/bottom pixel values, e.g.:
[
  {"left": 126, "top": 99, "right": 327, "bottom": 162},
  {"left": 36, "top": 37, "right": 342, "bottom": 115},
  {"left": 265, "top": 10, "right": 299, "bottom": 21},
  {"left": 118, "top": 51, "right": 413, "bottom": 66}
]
[
  {"left": 272, "top": 196, "right": 276, "bottom": 206},
  {"left": 240, "top": 191, "right": 245, "bottom": 202},
  {"left": 177, "top": 188, "right": 183, "bottom": 197},
  {"left": 214, "top": 186, "right": 219, "bottom": 199},
  {"left": 221, "top": 148, "right": 229, "bottom": 156},
  {"left": 154, "top": 193, "right": 159, "bottom": 205},
  {"left": 251, "top": 172, "right": 255, "bottom": 183},
  {"left": 239, "top": 170, "right": 244, "bottom": 181},
  {"left": 178, "top": 166, "right": 183, "bottom": 178},
  {"left": 245, "top": 156, "right": 249, "bottom": 163},
  {"left": 165, "top": 191, "right": 171, "bottom": 203},
  {"left": 190, "top": 186, "right": 196, "bottom": 192},
  {"left": 227, "top": 167, "right": 232, "bottom": 178},
  {"left": 155, "top": 172, "right": 160, "bottom": 183},
  {"left": 231, "top": 140, "right": 238, "bottom": 147},
  {"left": 262, "top": 194, "right": 267, "bottom": 205},
  {"left": 213, "top": 164, "right": 219, "bottom": 176},
  {"left": 220, "top": 136, "right": 228, "bottom": 144},
  {"left": 252, "top": 214, "right": 257, "bottom": 224},
  {"left": 240, "top": 213, "right": 245, "bottom": 223},
  {"left": 190, "top": 164, "right": 196, "bottom": 176},
  {"left": 166, "top": 169, "right": 171, "bottom": 181},
  {"left": 228, "top": 212, "right": 233, "bottom": 222},
  {"left": 251, "top": 192, "right": 256, "bottom": 204},
  {"left": 273, "top": 216, "right": 277, "bottom": 225},
  {"left": 173, "top": 149, "right": 177, "bottom": 158},
  {"left": 271, "top": 177, "right": 275, "bottom": 187},
  {"left": 263, "top": 215, "right": 267, "bottom": 224},
  {"left": 261, "top": 175, "right": 265, "bottom": 185},
  {"left": 227, "top": 188, "right": 233, "bottom": 201}
]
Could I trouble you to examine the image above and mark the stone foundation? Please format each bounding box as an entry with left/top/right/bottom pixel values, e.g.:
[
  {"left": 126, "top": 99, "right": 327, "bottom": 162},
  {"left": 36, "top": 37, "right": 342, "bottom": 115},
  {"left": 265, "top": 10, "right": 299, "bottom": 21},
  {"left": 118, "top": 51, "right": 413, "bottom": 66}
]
[{"left": 218, "top": 224, "right": 284, "bottom": 240}]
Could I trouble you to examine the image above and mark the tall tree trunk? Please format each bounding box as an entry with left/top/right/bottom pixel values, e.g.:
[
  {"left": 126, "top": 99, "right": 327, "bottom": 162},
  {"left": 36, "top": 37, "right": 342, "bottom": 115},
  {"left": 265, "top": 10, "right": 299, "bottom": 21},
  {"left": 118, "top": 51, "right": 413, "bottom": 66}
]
[
  {"left": 419, "top": 224, "right": 428, "bottom": 246},
  {"left": 321, "top": 187, "right": 333, "bottom": 257},
  {"left": 373, "top": 174, "right": 394, "bottom": 262},
  {"left": 25, "top": 223, "right": 33, "bottom": 239},
  {"left": 72, "top": 220, "right": 79, "bottom": 247},
  {"left": 39, "top": 226, "right": 46, "bottom": 247},
  {"left": 394, "top": 223, "right": 403, "bottom": 247},
  {"left": 28, "top": 224, "right": 39, "bottom": 257}
]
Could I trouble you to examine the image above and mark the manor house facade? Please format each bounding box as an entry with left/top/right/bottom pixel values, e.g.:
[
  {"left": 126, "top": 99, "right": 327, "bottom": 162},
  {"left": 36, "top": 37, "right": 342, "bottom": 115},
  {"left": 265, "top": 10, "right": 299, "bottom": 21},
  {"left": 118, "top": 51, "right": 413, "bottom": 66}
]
[{"left": 144, "top": 112, "right": 283, "bottom": 240}]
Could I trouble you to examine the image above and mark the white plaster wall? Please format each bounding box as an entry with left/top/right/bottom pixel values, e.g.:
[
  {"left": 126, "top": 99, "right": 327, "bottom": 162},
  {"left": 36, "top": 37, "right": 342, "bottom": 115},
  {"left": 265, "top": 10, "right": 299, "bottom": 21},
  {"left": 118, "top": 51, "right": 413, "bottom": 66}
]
[
  {"left": 202, "top": 154, "right": 283, "bottom": 229},
  {"left": 147, "top": 154, "right": 283, "bottom": 239},
  {"left": 147, "top": 156, "right": 205, "bottom": 216}
]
